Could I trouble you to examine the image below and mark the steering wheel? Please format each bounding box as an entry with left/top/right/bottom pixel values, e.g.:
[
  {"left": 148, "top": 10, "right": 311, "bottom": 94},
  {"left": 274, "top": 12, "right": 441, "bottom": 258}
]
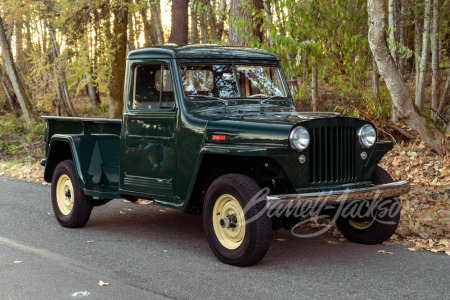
[{"left": 248, "top": 94, "right": 268, "bottom": 98}]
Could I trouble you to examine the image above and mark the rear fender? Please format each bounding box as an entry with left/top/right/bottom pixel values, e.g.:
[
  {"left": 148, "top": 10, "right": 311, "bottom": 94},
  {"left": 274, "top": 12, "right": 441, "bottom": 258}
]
[{"left": 44, "top": 135, "right": 85, "bottom": 190}]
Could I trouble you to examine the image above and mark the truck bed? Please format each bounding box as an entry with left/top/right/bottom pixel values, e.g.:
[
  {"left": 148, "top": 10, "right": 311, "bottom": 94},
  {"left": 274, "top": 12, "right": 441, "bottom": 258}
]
[{"left": 42, "top": 116, "right": 122, "bottom": 199}]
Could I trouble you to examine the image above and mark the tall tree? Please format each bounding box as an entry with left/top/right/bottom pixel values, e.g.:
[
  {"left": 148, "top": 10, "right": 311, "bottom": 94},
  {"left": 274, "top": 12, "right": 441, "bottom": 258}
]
[
  {"left": 150, "top": 0, "right": 164, "bottom": 44},
  {"left": 388, "top": 0, "right": 398, "bottom": 64},
  {"left": 108, "top": 0, "right": 128, "bottom": 118},
  {"left": 190, "top": 3, "right": 200, "bottom": 43},
  {"left": 169, "top": 0, "right": 189, "bottom": 45},
  {"left": 367, "top": 0, "right": 446, "bottom": 155},
  {"left": 416, "top": 0, "right": 431, "bottom": 112},
  {"left": 431, "top": 0, "right": 440, "bottom": 120},
  {"left": 0, "top": 14, "right": 32, "bottom": 125},
  {"left": 229, "top": 0, "right": 264, "bottom": 46}
]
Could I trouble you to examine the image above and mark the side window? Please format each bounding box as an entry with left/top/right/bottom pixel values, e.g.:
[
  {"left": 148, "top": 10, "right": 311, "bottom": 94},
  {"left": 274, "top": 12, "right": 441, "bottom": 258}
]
[{"left": 132, "top": 64, "right": 174, "bottom": 110}]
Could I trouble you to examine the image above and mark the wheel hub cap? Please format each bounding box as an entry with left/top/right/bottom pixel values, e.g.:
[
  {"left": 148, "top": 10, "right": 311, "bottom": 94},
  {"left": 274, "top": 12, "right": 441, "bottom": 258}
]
[
  {"left": 56, "top": 174, "right": 74, "bottom": 216},
  {"left": 212, "top": 194, "right": 246, "bottom": 250}
]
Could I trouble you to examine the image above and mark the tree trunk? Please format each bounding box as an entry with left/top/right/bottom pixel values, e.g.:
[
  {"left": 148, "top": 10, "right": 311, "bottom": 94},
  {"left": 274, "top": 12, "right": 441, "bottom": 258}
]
[
  {"left": 414, "top": 4, "right": 422, "bottom": 99},
  {"left": 199, "top": 0, "right": 209, "bottom": 43},
  {"left": 0, "top": 14, "right": 32, "bottom": 125},
  {"left": 109, "top": 0, "right": 128, "bottom": 118},
  {"left": 229, "top": 0, "right": 245, "bottom": 45},
  {"left": 416, "top": 0, "right": 431, "bottom": 112},
  {"left": 141, "top": 3, "right": 153, "bottom": 46},
  {"left": 372, "top": 56, "right": 380, "bottom": 100},
  {"left": 128, "top": 9, "right": 135, "bottom": 51},
  {"left": 437, "top": 69, "right": 449, "bottom": 117},
  {"left": 216, "top": 0, "right": 227, "bottom": 42},
  {"left": 263, "top": 0, "right": 272, "bottom": 47},
  {"left": 190, "top": 4, "right": 200, "bottom": 43},
  {"left": 398, "top": 0, "right": 408, "bottom": 74},
  {"left": 367, "top": 0, "right": 446, "bottom": 156},
  {"left": 252, "top": 0, "right": 264, "bottom": 43},
  {"left": 229, "top": 0, "right": 263, "bottom": 46},
  {"left": 0, "top": 74, "right": 18, "bottom": 114},
  {"left": 206, "top": 1, "right": 218, "bottom": 41},
  {"left": 388, "top": 0, "right": 397, "bottom": 65},
  {"left": 48, "top": 22, "right": 77, "bottom": 116},
  {"left": 431, "top": 0, "right": 440, "bottom": 121},
  {"left": 169, "top": 0, "right": 189, "bottom": 45},
  {"left": 311, "top": 57, "right": 318, "bottom": 112},
  {"left": 150, "top": 0, "right": 164, "bottom": 44}
]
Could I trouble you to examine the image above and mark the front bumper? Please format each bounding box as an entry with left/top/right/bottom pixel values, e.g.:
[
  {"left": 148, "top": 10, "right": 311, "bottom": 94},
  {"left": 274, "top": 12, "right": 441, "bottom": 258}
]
[{"left": 266, "top": 180, "right": 410, "bottom": 206}]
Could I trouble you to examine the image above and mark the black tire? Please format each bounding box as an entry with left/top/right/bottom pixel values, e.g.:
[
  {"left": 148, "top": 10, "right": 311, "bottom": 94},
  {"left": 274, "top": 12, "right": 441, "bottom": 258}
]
[
  {"left": 336, "top": 166, "right": 401, "bottom": 245},
  {"left": 51, "top": 160, "right": 93, "bottom": 228},
  {"left": 203, "top": 174, "right": 272, "bottom": 267}
]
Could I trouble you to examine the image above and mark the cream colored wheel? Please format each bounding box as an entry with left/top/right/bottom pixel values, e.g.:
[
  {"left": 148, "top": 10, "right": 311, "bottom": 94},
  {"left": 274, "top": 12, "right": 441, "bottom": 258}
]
[
  {"left": 56, "top": 174, "right": 74, "bottom": 215},
  {"left": 51, "top": 160, "right": 92, "bottom": 228},
  {"left": 212, "top": 194, "right": 246, "bottom": 250},
  {"left": 203, "top": 174, "right": 272, "bottom": 266}
]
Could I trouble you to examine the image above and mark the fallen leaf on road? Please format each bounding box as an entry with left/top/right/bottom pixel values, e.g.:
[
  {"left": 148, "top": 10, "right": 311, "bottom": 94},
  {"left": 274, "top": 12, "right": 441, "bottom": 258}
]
[
  {"left": 71, "top": 291, "right": 91, "bottom": 297},
  {"left": 119, "top": 211, "right": 126, "bottom": 214},
  {"left": 86, "top": 240, "right": 94, "bottom": 243},
  {"left": 136, "top": 199, "right": 153, "bottom": 205},
  {"left": 163, "top": 250, "right": 168, "bottom": 253},
  {"left": 408, "top": 248, "right": 416, "bottom": 251},
  {"left": 158, "top": 210, "right": 165, "bottom": 212},
  {"left": 377, "top": 250, "right": 393, "bottom": 254},
  {"left": 98, "top": 280, "right": 109, "bottom": 286},
  {"left": 13, "top": 260, "right": 22, "bottom": 264},
  {"left": 275, "top": 238, "right": 286, "bottom": 242},
  {"left": 327, "top": 241, "right": 338, "bottom": 244}
]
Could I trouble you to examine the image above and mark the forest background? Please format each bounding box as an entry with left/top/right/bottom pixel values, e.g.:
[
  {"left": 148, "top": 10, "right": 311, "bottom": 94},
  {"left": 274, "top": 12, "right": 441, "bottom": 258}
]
[{"left": 0, "top": 0, "right": 449, "bottom": 252}]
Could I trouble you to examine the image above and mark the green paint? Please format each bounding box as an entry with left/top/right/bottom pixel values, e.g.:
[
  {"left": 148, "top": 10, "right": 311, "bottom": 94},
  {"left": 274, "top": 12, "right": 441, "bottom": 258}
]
[{"left": 42, "top": 45, "right": 393, "bottom": 208}]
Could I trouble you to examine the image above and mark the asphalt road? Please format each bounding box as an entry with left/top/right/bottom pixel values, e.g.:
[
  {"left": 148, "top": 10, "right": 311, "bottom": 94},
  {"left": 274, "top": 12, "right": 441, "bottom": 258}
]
[{"left": 0, "top": 177, "right": 449, "bottom": 299}]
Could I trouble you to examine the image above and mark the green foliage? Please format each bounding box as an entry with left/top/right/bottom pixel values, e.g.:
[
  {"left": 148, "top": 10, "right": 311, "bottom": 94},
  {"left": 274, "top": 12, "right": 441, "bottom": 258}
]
[
  {"left": 247, "top": 0, "right": 370, "bottom": 93},
  {"left": 0, "top": 113, "right": 45, "bottom": 159},
  {"left": 386, "top": 38, "right": 416, "bottom": 60}
]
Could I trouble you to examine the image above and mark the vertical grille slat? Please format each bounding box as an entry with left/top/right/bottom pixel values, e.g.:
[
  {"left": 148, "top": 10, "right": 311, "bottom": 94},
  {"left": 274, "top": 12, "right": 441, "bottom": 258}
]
[{"left": 309, "top": 125, "right": 357, "bottom": 184}]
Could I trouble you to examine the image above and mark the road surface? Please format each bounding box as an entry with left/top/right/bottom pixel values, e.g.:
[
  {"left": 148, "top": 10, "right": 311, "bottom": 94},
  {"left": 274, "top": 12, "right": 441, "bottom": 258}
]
[{"left": 0, "top": 177, "right": 448, "bottom": 299}]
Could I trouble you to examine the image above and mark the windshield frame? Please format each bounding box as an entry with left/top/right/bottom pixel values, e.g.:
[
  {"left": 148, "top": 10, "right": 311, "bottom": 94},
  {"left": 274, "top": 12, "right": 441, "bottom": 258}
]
[{"left": 178, "top": 62, "right": 290, "bottom": 102}]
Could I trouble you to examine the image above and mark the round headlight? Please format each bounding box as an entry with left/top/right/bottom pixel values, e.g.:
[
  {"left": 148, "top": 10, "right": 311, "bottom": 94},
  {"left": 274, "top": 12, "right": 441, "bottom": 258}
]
[
  {"left": 357, "top": 124, "right": 376, "bottom": 148},
  {"left": 289, "top": 126, "right": 310, "bottom": 151}
]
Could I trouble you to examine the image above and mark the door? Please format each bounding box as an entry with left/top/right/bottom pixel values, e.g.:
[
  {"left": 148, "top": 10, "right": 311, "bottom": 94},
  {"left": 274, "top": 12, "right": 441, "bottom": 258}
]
[{"left": 121, "top": 61, "right": 178, "bottom": 200}]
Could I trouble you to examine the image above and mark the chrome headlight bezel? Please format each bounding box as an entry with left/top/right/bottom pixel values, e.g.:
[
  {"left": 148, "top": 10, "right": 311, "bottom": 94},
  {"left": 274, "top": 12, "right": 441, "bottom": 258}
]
[
  {"left": 357, "top": 124, "right": 377, "bottom": 148},
  {"left": 289, "top": 126, "right": 310, "bottom": 151}
]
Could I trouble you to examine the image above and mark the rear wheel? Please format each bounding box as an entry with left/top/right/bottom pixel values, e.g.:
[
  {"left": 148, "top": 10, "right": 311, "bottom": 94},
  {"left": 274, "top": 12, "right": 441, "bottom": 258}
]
[
  {"left": 51, "top": 160, "right": 93, "bottom": 228},
  {"left": 336, "top": 166, "right": 401, "bottom": 244},
  {"left": 203, "top": 174, "right": 272, "bottom": 266}
]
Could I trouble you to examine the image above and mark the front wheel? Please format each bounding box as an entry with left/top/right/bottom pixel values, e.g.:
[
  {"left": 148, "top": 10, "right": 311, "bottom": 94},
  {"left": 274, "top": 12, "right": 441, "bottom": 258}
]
[
  {"left": 203, "top": 174, "right": 272, "bottom": 267},
  {"left": 51, "top": 160, "right": 93, "bottom": 228},
  {"left": 336, "top": 166, "right": 401, "bottom": 244}
]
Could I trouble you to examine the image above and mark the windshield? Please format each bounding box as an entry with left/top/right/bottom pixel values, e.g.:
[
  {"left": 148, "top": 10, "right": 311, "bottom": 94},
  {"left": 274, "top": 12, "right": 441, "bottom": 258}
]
[{"left": 180, "top": 64, "right": 287, "bottom": 99}]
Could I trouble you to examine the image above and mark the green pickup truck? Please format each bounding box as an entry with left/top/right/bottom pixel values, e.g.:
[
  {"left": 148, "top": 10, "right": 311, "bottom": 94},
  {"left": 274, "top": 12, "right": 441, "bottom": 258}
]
[{"left": 42, "top": 45, "right": 410, "bottom": 266}]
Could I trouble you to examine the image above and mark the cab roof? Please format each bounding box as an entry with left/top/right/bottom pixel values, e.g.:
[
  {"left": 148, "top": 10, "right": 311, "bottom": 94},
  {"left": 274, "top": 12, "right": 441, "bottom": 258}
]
[{"left": 127, "top": 44, "right": 280, "bottom": 61}]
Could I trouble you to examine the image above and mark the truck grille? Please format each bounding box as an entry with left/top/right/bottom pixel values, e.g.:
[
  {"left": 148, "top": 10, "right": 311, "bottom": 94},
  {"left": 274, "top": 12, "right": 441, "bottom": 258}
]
[{"left": 309, "top": 126, "right": 357, "bottom": 184}]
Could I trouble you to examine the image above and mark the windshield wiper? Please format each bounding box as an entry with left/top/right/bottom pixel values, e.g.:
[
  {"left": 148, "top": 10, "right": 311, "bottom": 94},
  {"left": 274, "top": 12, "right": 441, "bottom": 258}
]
[
  {"left": 188, "top": 95, "right": 229, "bottom": 106},
  {"left": 260, "top": 95, "right": 287, "bottom": 104}
]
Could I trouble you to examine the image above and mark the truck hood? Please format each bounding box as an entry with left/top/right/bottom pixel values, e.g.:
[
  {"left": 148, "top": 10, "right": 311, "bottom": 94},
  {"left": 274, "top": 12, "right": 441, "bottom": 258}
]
[
  {"left": 192, "top": 104, "right": 340, "bottom": 125},
  {"left": 200, "top": 105, "right": 340, "bottom": 146}
]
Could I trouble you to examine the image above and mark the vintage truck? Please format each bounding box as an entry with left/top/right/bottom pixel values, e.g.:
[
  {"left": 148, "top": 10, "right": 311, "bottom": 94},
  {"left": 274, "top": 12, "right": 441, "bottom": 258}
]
[{"left": 41, "top": 45, "right": 410, "bottom": 267}]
